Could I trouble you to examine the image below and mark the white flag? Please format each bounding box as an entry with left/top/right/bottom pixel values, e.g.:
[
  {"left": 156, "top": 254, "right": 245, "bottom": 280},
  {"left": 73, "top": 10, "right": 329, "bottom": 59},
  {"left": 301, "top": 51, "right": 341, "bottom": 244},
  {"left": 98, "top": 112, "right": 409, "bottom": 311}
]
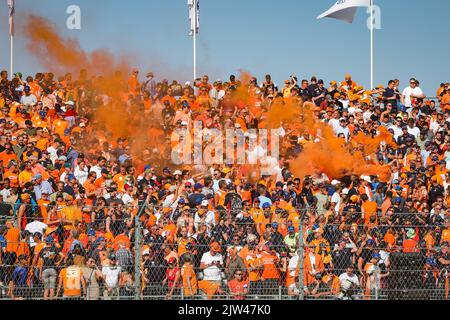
[
  {"left": 317, "top": 0, "right": 371, "bottom": 23},
  {"left": 7, "top": 0, "right": 15, "bottom": 36},
  {"left": 188, "top": 0, "right": 199, "bottom": 36}
]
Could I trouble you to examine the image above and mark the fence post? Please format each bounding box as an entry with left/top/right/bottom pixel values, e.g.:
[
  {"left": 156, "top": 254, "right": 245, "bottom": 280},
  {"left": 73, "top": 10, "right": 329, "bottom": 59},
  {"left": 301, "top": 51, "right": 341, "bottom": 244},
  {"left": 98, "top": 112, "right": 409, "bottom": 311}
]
[
  {"left": 134, "top": 200, "right": 148, "bottom": 300},
  {"left": 298, "top": 210, "right": 304, "bottom": 300},
  {"left": 134, "top": 214, "right": 142, "bottom": 300}
]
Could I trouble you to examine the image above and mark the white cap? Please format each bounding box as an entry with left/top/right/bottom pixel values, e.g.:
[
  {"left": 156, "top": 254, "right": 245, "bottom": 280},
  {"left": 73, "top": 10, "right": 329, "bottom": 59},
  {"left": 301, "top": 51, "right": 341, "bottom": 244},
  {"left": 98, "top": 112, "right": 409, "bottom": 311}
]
[
  {"left": 181, "top": 121, "right": 188, "bottom": 126},
  {"left": 169, "top": 185, "right": 177, "bottom": 193},
  {"left": 331, "top": 179, "right": 340, "bottom": 186},
  {"left": 65, "top": 101, "right": 75, "bottom": 106},
  {"left": 235, "top": 123, "right": 241, "bottom": 128},
  {"left": 173, "top": 170, "right": 182, "bottom": 176},
  {"left": 59, "top": 156, "right": 67, "bottom": 161},
  {"left": 360, "top": 175, "right": 372, "bottom": 183},
  {"left": 342, "top": 188, "right": 349, "bottom": 195},
  {"left": 201, "top": 200, "right": 209, "bottom": 207}
]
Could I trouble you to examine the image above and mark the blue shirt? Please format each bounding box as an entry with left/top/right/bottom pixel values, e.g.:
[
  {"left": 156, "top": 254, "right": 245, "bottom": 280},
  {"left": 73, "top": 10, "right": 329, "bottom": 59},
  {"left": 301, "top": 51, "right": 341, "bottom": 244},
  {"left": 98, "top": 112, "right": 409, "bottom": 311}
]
[{"left": 12, "top": 266, "right": 28, "bottom": 286}]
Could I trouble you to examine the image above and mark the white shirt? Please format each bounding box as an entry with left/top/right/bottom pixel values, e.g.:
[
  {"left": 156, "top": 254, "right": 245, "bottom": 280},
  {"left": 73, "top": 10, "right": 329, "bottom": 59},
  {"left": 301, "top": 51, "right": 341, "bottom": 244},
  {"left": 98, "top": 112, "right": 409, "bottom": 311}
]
[
  {"left": 388, "top": 124, "right": 403, "bottom": 141},
  {"left": 194, "top": 211, "right": 216, "bottom": 231},
  {"left": 407, "top": 126, "right": 420, "bottom": 140},
  {"left": 331, "top": 192, "right": 341, "bottom": 213},
  {"left": 47, "top": 146, "right": 59, "bottom": 163},
  {"left": 102, "top": 265, "right": 122, "bottom": 288},
  {"left": 201, "top": 251, "right": 223, "bottom": 281},
  {"left": 25, "top": 221, "right": 48, "bottom": 235},
  {"left": 0, "top": 188, "right": 11, "bottom": 200},
  {"left": 20, "top": 94, "right": 38, "bottom": 106},
  {"left": 121, "top": 193, "right": 134, "bottom": 205},
  {"left": 402, "top": 86, "right": 424, "bottom": 108},
  {"left": 74, "top": 165, "right": 89, "bottom": 185},
  {"left": 288, "top": 254, "right": 299, "bottom": 277},
  {"left": 339, "top": 272, "right": 360, "bottom": 289},
  {"left": 328, "top": 118, "right": 341, "bottom": 133},
  {"left": 90, "top": 165, "right": 102, "bottom": 179}
]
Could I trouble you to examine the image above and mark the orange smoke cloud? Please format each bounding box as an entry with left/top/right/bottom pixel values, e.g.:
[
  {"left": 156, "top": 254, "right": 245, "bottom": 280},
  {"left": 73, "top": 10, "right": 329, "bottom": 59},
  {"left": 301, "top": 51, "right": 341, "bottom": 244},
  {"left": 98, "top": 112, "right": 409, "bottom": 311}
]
[{"left": 22, "top": 15, "right": 167, "bottom": 166}]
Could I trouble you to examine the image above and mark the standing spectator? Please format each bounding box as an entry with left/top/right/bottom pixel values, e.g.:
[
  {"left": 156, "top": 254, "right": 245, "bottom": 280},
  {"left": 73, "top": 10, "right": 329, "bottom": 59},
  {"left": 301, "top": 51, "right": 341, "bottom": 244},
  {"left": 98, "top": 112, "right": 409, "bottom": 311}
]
[{"left": 199, "top": 242, "right": 225, "bottom": 299}]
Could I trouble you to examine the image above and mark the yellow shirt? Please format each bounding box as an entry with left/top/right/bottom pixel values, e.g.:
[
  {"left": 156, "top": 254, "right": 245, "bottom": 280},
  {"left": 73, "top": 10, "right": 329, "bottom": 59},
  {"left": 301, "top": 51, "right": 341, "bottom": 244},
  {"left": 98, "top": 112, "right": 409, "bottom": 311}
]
[{"left": 18, "top": 170, "right": 33, "bottom": 187}]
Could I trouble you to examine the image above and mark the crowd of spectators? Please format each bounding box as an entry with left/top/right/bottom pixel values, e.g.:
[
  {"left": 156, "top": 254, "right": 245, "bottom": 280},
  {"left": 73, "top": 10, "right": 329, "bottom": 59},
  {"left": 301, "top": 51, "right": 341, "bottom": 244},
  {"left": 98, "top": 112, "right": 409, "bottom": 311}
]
[{"left": 0, "top": 68, "right": 449, "bottom": 300}]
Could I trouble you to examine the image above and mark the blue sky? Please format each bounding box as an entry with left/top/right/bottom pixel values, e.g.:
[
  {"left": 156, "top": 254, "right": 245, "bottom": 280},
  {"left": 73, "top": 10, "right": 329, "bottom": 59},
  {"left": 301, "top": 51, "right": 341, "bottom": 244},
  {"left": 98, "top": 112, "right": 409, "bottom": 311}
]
[{"left": 0, "top": 0, "right": 448, "bottom": 95}]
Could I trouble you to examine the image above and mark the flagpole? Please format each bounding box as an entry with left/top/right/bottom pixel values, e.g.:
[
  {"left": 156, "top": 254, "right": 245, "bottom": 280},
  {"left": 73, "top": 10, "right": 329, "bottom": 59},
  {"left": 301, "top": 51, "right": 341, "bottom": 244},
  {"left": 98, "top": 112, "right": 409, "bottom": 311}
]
[
  {"left": 193, "top": 0, "right": 197, "bottom": 82},
  {"left": 370, "top": 0, "right": 374, "bottom": 90},
  {"left": 10, "top": 34, "right": 13, "bottom": 79}
]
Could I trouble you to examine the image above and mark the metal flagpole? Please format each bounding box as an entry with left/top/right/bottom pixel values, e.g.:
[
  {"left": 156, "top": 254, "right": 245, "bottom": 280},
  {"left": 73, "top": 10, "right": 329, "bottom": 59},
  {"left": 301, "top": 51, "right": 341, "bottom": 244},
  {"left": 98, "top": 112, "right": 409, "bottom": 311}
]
[
  {"left": 370, "top": 0, "right": 374, "bottom": 90},
  {"left": 10, "top": 35, "right": 14, "bottom": 79},
  {"left": 193, "top": 0, "right": 197, "bottom": 82}
]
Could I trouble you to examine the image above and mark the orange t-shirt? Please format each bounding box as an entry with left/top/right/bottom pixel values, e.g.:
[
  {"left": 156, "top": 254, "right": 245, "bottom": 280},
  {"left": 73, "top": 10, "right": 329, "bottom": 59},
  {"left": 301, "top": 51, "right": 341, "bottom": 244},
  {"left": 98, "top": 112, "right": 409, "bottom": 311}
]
[
  {"left": 260, "top": 251, "right": 280, "bottom": 280},
  {"left": 403, "top": 239, "right": 419, "bottom": 253},
  {"left": 5, "top": 227, "right": 20, "bottom": 253},
  {"left": 53, "top": 119, "right": 69, "bottom": 137},
  {"left": 0, "top": 151, "right": 18, "bottom": 168},
  {"left": 181, "top": 264, "right": 197, "bottom": 296},
  {"left": 362, "top": 201, "right": 378, "bottom": 225},
  {"left": 60, "top": 266, "right": 83, "bottom": 297}
]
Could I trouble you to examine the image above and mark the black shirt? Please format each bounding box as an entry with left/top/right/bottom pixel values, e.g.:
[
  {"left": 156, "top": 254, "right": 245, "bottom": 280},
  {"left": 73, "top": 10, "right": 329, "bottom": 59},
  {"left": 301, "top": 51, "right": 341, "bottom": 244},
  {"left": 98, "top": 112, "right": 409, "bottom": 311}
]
[
  {"left": 383, "top": 88, "right": 398, "bottom": 107},
  {"left": 39, "top": 244, "right": 60, "bottom": 269},
  {"left": 332, "top": 248, "right": 353, "bottom": 274}
]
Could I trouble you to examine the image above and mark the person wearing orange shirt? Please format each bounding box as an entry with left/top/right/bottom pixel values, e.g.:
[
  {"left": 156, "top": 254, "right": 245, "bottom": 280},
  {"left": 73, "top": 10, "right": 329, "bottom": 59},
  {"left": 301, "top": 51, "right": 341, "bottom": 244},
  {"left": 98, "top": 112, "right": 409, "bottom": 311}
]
[
  {"left": 4, "top": 162, "right": 19, "bottom": 188},
  {"left": 4, "top": 220, "right": 20, "bottom": 258},
  {"left": 228, "top": 269, "right": 249, "bottom": 300},
  {"left": 60, "top": 195, "right": 82, "bottom": 231},
  {"left": 127, "top": 69, "right": 141, "bottom": 97},
  {"left": 259, "top": 245, "right": 281, "bottom": 295},
  {"left": 303, "top": 246, "right": 325, "bottom": 292},
  {"left": 112, "top": 166, "right": 127, "bottom": 192},
  {"left": 340, "top": 74, "right": 358, "bottom": 94},
  {"left": 56, "top": 257, "right": 86, "bottom": 299},
  {"left": 52, "top": 114, "right": 69, "bottom": 138},
  {"left": 403, "top": 229, "right": 419, "bottom": 253},
  {"left": 361, "top": 194, "right": 378, "bottom": 225},
  {"left": 18, "top": 161, "right": 34, "bottom": 188},
  {"left": 0, "top": 143, "right": 18, "bottom": 168},
  {"left": 161, "top": 87, "right": 177, "bottom": 108},
  {"left": 180, "top": 256, "right": 198, "bottom": 298}
]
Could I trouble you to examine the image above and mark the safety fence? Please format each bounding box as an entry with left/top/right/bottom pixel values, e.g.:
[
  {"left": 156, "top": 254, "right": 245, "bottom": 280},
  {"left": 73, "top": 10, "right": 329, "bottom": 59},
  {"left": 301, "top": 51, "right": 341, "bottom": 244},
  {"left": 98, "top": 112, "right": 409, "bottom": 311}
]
[{"left": 0, "top": 207, "right": 449, "bottom": 300}]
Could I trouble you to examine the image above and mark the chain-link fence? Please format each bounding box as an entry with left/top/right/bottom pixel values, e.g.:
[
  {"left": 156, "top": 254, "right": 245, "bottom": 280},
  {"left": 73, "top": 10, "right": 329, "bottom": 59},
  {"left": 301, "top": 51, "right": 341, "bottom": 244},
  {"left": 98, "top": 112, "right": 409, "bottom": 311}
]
[{"left": 0, "top": 204, "right": 449, "bottom": 300}]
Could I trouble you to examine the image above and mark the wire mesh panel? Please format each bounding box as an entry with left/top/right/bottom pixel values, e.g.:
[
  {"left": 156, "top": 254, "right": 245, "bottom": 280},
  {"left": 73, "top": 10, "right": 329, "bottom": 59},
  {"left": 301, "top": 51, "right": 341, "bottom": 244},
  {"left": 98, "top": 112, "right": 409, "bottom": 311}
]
[{"left": 0, "top": 207, "right": 449, "bottom": 300}]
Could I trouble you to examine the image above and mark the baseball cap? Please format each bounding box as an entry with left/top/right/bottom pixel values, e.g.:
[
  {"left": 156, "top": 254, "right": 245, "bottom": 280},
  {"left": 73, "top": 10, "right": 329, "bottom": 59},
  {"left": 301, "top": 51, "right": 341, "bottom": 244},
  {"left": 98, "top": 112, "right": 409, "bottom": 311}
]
[
  {"left": 287, "top": 226, "right": 295, "bottom": 233},
  {"left": 168, "top": 257, "right": 176, "bottom": 264},
  {"left": 262, "top": 202, "right": 271, "bottom": 209},
  {"left": 194, "top": 183, "right": 203, "bottom": 190},
  {"left": 271, "top": 222, "right": 279, "bottom": 229},
  {"left": 45, "top": 236, "right": 54, "bottom": 243},
  {"left": 178, "top": 198, "right": 186, "bottom": 204},
  {"left": 87, "top": 229, "right": 96, "bottom": 236},
  {"left": 366, "top": 239, "right": 376, "bottom": 246},
  {"left": 201, "top": 200, "right": 209, "bottom": 207}
]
